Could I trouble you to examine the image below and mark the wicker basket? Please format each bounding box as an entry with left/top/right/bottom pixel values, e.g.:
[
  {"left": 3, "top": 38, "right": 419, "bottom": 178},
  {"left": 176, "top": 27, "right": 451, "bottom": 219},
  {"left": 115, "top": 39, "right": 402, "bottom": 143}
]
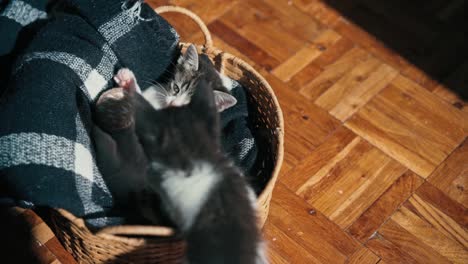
[{"left": 40, "top": 6, "right": 284, "bottom": 263}]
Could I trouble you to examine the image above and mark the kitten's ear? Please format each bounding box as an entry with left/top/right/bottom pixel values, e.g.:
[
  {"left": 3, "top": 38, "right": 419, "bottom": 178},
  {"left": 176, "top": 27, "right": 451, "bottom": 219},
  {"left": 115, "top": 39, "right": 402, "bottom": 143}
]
[
  {"left": 178, "top": 44, "right": 199, "bottom": 71},
  {"left": 214, "top": 91, "right": 237, "bottom": 112}
]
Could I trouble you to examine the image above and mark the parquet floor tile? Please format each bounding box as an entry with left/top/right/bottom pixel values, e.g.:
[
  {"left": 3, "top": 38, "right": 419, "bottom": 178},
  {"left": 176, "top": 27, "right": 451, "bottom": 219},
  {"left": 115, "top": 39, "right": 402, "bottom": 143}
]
[
  {"left": 346, "top": 75, "right": 467, "bottom": 177},
  {"left": 367, "top": 219, "right": 453, "bottom": 264},
  {"left": 151, "top": 0, "right": 238, "bottom": 24},
  {"left": 293, "top": 0, "right": 342, "bottom": 27},
  {"left": 428, "top": 139, "right": 468, "bottom": 207},
  {"left": 269, "top": 183, "right": 362, "bottom": 262},
  {"left": 314, "top": 56, "right": 398, "bottom": 121},
  {"left": 291, "top": 131, "right": 410, "bottom": 229},
  {"left": 369, "top": 182, "right": 468, "bottom": 263},
  {"left": 208, "top": 20, "right": 280, "bottom": 71},
  {"left": 433, "top": 83, "right": 468, "bottom": 113},
  {"left": 300, "top": 47, "right": 373, "bottom": 101},
  {"left": 272, "top": 29, "right": 342, "bottom": 82},
  {"left": 347, "top": 247, "right": 380, "bottom": 264},
  {"left": 348, "top": 171, "right": 424, "bottom": 243},
  {"left": 220, "top": 2, "right": 308, "bottom": 62}
]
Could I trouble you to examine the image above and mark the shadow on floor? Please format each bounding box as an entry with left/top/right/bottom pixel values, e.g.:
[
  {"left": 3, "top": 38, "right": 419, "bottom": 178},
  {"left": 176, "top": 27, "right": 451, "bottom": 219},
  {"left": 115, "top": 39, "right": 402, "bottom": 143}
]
[
  {"left": 0, "top": 207, "right": 41, "bottom": 263},
  {"left": 324, "top": 0, "right": 468, "bottom": 99}
]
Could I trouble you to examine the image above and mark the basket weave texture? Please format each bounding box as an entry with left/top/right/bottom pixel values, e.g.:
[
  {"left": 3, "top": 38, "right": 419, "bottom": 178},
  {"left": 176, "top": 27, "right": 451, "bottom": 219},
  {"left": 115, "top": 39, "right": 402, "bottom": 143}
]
[{"left": 42, "top": 6, "right": 284, "bottom": 263}]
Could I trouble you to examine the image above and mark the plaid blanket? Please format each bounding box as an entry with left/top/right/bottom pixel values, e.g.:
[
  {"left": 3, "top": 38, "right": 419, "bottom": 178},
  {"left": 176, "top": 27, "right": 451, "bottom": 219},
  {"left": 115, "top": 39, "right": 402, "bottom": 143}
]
[
  {"left": 0, "top": 0, "right": 179, "bottom": 227},
  {"left": 0, "top": 0, "right": 257, "bottom": 227}
]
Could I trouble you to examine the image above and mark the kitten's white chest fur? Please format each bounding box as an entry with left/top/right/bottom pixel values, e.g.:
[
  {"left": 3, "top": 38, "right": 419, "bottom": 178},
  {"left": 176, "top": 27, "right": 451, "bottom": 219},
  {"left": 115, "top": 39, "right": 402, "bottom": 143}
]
[{"left": 153, "top": 161, "right": 220, "bottom": 230}]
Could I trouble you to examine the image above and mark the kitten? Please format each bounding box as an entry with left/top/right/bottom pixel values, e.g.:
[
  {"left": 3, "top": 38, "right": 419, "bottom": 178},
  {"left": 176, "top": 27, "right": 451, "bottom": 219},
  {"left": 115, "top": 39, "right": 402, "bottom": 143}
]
[
  {"left": 114, "top": 44, "right": 237, "bottom": 112},
  {"left": 131, "top": 78, "right": 266, "bottom": 264},
  {"left": 92, "top": 87, "right": 165, "bottom": 225}
]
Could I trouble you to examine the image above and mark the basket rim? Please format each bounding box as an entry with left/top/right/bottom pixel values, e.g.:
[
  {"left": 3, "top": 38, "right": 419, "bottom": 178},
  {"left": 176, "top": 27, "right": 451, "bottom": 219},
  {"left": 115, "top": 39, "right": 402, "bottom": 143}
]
[{"left": 52, "top": 208, "right": 178, "bottom": 244}]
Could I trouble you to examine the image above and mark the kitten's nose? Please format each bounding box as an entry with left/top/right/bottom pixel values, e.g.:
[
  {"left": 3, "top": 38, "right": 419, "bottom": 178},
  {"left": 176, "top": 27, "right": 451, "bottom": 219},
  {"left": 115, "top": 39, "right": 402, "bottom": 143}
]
[{"left": 167, "top": 99, "right": 177, "bottom": 107}]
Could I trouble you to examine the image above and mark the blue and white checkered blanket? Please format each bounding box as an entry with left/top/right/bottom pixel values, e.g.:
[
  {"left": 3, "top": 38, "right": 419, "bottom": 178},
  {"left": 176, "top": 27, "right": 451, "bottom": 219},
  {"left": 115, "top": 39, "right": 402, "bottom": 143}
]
[
  {"left": 0, "top": 0, "right": 257, "bottom": 227},
  {"left": 0, "top": 0, "right": 179, "bottom": 227}
]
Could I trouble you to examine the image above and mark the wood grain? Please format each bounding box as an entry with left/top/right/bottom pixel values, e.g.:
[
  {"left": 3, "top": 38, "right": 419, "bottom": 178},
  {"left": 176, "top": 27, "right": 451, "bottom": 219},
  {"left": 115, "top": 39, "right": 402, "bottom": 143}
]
[
  {"left": 428, "top": 139, "right": 468, "bottom": 207},
  {"left": 348, "top": 171, "right": 424, "bottom": 243},
  {"left": 220, "top": 1, "right": 306, "bottom": 62},
  {"left": 45, "top": 238, "right": 80, "bottom": 264},
  {"left": 401, "top": 63, "right": 440, "bottom": 91},
  {"left": 281, "top": 126, "right": 356, "bottom": 191},
  {"left": 288, "top": 62, "right": 323, "bottom": 90},
  {"left": 208, "top": 20, "right": 281, "bottom": 71},
  {"left": 169, "top": 0, "right": 238, "bottom": 23},
  {"left": 391, "top": 206, "right": 468, "bottom": 263},
  {"left": 269, "top": 201, "right": 348, "bottom": 263},
  {"left": 300, "top": 47, "right": 372, "bottom": 101},
  {"left": 2, "top": 208, "right": 78, "bottom": 264},
  {"left": 407, "top": 195, "right": 467, "bottom": 248},
  {"left": 366, "top": 231, "right": 425, "bottom": 263},
  {"left": 272, "top": 182, "right": 361, "bottom": 257},
  {"left": 263, "top": 220, "right": 324, "bottom": 263},
  {"left": 415, "top": 183, "right": 467, "bottom": 231},
  {"left": 267, "top": 245, "right": 290, "bottom": 264},
  {"left": 432, "top": 84, "right": 468, "bottom": 113},
  {"left": 248, "top": 0, "right": 324, "bottom": 43},
  {"left": 297, "top": 138, "right": 408, "bottom": 228},
  {"left": 315, "top": 58, "right": 398, "bottom": 121},
  {"left": 261, "top": 70, "right": 341, "bottom": 171},
  {"left": 298, "top": 0, "right": 342, "bottom": 26},
  {"left": 347, "top": 247, "right": 380, "bottom": 264},
  {"left": 313, "top": 36, "right": 355, "bottom": 68},
  {"left": 31, "top": 241, "right": 58, "bottom": 264},
  {"left": 272, "top": 29, "right": 341, "bottom": 82},
  {"left": 377, "top": 219, "right": 452, "bottom": 264},
  {"left": 346, "top": 75, "right": 467, "bottom": 177}
]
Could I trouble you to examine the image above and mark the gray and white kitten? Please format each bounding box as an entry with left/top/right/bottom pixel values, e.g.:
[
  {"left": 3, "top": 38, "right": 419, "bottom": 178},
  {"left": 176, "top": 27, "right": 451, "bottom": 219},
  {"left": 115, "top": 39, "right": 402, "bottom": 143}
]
[
  {"left": 114, "top": 44, "right": 237, "bottom": 112},
  {"left": 93, "top": 76, "right": 267, "bottom": 264},
  {"left": 133, "top": 80, "right": 267, "bottom": 263}
]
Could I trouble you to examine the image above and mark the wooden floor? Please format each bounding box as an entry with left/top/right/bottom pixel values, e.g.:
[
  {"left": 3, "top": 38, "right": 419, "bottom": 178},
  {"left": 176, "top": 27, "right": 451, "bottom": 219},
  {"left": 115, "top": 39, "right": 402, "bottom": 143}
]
[{"left": 148, "top": 0, "right": 468, "bottom": 263}]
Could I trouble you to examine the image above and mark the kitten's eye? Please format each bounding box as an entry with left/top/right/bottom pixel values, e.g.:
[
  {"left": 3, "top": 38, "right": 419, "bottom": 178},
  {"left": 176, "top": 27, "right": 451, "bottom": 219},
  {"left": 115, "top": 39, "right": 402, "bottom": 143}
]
[{"left": 174, "top": 85, "right": 180, "bottom": 94}]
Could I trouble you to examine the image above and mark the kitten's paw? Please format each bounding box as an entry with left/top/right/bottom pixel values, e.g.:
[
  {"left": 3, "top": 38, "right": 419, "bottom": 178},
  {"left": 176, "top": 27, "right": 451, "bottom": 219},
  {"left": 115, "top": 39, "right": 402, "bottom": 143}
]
[
  {"left": 96, "top": 88, "right": 134, "bottom": 131},
  {"left": 114, "top": 68, "right": 141, "bottom": 93}
]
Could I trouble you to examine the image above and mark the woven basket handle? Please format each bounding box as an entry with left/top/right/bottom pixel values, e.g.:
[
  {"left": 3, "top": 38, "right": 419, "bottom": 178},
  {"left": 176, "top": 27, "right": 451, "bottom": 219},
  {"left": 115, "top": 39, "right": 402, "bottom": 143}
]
[
  {"left": 97, "top": 225, "right": 175, "bottom": 237},
  {"left": 154, "top": 6, "right": 213, "bottom": 48}
]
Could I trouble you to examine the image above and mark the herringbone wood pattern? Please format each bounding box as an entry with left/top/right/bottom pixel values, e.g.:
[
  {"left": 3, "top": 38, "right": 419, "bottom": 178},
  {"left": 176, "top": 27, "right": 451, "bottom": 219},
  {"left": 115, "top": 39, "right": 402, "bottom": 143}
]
[{"left": 147, "top": 1, "right": 467, "bottom": 263}]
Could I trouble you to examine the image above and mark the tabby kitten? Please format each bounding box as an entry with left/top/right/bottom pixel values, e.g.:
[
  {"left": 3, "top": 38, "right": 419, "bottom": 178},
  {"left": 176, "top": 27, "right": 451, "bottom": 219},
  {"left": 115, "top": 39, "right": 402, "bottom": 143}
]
[{"left": 114, "top": 44, "right": 237, "bottom": 112}]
